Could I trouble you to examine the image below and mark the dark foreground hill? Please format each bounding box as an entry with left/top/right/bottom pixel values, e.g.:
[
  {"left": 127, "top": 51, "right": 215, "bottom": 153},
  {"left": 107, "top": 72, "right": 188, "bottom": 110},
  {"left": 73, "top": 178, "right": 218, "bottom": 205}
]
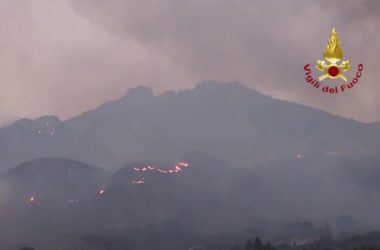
[
  {"left": 0, "top": 81, "right": 375, "bottom": 171},
  {"left": 2, "top": 154, "right": 380, "bottom": 249}
]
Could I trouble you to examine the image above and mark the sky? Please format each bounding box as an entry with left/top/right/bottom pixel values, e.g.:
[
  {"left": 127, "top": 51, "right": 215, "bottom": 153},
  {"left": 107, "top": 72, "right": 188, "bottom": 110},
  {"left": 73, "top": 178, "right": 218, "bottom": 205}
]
[{"left": 0, "top": 0, "right": 379, "bottom": 125}]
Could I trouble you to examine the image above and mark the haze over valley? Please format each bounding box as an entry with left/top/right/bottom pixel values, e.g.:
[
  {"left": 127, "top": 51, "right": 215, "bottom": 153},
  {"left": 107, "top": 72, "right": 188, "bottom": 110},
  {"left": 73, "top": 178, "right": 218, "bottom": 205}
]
[{"left": 1, "top": 82, "right": 380, "bottom": 249}]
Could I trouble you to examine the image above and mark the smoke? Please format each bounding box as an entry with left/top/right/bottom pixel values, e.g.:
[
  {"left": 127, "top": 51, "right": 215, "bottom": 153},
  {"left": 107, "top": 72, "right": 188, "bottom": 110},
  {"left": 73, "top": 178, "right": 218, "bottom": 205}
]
[
  {"left": 55, "top": 0, "right": 380, "bottom": 122},
  {"left": 0, "top": 0, "right": 379, "bottom": 125},
  {"left": 1, "top": 154, "right": 380, "bottom": 248}
]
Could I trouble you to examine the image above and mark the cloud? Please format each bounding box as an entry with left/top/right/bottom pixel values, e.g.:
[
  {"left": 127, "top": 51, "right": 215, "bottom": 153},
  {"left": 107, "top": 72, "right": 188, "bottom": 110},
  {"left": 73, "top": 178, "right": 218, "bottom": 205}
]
[
  {"left": 0, "top": 0, "right": 379, "bottom": 124},
  {"left": 0, "top": 0, "right": 190, "bottom": 124}
]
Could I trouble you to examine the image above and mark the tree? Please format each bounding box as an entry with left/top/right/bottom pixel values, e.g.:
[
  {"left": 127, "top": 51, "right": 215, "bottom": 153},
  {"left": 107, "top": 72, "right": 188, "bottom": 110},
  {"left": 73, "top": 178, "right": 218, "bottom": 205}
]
[
  {"left": 254, "top": 236, "right": 263, "bottom": 249},
  {"left": 242, "top": 237, "right": 274, "bottom": 250},
  {"left": 244, "top": 240, "right": 255, "bottom": 250}
]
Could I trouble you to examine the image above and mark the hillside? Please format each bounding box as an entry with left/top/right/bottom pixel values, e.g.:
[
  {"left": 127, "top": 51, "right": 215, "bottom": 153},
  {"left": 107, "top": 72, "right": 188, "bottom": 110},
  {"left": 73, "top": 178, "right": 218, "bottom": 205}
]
[{"left": 0, "top": 81, "right": 373, "bottom": 171}]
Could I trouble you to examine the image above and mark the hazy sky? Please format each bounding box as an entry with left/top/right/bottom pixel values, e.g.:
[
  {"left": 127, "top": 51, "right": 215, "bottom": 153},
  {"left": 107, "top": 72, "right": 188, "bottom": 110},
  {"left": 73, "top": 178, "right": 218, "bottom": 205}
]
[{"left": 0, "top": 0, "right": 379, "bottom": 125}]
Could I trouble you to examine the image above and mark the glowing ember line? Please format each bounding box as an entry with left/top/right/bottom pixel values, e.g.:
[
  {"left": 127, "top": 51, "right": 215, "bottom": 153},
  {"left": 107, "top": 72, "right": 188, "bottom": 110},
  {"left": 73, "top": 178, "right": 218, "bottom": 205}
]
[
  {"left": 130, "top": 161, "right": 190, "bottom": 185},
  {"left": 179, "top": 162, "right": 189, "bottom": 167},
  {"left": 132, "top": 180, "right": 145, "bottom": 184},
  {"left": 132, "top": 161, "right": 190, "bottom": 175}
]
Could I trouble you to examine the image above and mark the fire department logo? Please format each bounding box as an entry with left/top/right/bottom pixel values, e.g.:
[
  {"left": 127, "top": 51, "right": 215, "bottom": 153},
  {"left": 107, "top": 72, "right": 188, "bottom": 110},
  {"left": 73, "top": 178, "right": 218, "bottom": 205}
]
[
  {"left": 316, "top": 28, "right": 350, "bottom": 81},
  {"left": 304, "top": 28, "right": 363, "bottom": 94}
]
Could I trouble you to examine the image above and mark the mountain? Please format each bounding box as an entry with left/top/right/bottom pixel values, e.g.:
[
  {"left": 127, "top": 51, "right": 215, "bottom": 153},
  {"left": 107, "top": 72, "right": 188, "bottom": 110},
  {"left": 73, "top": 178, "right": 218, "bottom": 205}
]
[
  {"left": 0, "top": 155, "right": 240, "bottom": 248},
  {"left": 0, "top": 155, "right": 322, "bottom": 247},
  {"left": 0, "top": 81, "right": 374, "bottom": 171},
  {"left": 1, "top": 81, "right": 380, "bottom": 248},
  {"left": 2, "top": 153, "right": 380, "bottom": 248},
  {"left": 3, "top": 157, "right": 107, "bottom": 191},
  {"left": 0, "top": 158, "right": 108, "bottom": 248}
]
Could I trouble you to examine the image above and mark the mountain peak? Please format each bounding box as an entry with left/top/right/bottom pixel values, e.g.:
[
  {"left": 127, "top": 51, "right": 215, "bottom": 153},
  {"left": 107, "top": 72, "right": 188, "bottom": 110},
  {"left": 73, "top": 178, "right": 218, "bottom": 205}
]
[{"left": 6, "top": 157, "right": 104, "bottom": 179}]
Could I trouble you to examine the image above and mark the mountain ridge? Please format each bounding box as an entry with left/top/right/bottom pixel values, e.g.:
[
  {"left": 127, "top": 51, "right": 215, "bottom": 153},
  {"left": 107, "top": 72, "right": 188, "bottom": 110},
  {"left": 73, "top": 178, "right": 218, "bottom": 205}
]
[
  {"left": 1, "top": 81, "right": 366, "bottom": 130},
  {"left": 64, "top": 81, "right": 366, "bottom": 125},
  {"left": 0, "top": 81, "right": 375, "bottom": 171}
]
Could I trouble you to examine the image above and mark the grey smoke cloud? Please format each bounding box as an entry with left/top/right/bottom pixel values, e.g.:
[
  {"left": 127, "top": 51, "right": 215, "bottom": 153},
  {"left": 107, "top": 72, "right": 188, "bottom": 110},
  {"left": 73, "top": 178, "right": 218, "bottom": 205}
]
[{"left": 0, "top": 0, "right": 379, "bottom": 124}]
